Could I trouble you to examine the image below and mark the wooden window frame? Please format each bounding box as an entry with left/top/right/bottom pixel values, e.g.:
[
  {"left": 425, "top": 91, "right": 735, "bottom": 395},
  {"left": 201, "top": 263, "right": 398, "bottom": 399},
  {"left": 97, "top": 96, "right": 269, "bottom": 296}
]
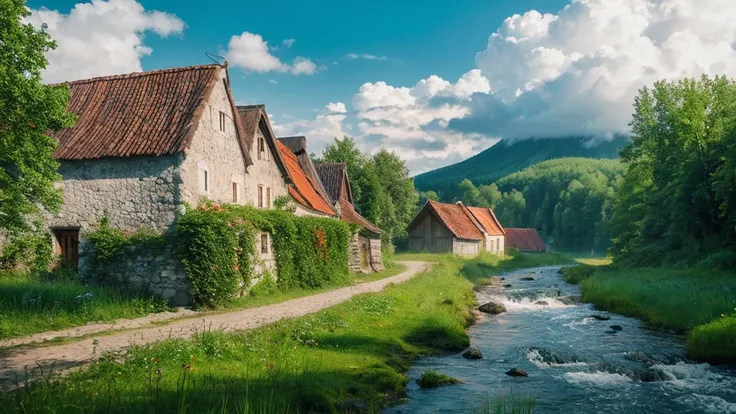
[
  {"left": 232, "top": 182, "right": 239, "bottom": 203},
  {"left": 203, "top": 170, "right": 209, "bottom": 193},
  {"left": 219, "top": 111, "right": 226, "bottom": 132},
  {"left": 261, "top": 233, "right": 269, "bottom": 254},
  {"left": 266, "top": 187, "right": 272, "bottom": 208},
  {"left": 258, "top": 185, "right": 264, "bottom": 208}
]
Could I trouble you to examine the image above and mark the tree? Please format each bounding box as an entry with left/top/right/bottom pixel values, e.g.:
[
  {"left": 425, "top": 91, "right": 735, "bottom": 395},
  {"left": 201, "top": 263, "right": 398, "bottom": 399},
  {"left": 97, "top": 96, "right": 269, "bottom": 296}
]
[
  {"left": 610, "top": 75, "right": 736, "bottom": 266},
  {"left": 418, "top": 190, "right": 438, "bottom": 208},
  {"left": 372, "top": 149, "right": 419, "bottom": 241},
  {"left": 1, "top": 0, "right": 75, "bottom": 233}
]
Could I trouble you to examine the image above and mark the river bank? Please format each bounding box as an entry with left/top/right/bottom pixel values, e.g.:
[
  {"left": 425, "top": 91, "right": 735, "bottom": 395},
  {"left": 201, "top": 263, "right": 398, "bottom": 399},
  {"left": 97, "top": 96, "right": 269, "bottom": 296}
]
[
  {"left": 565, "top": 265, "right": 736, "bottom": 363},
  {"left": 0, "top": 252, "right": 571, "bottom": 413},
  {"left": 389, "top": 265, "right": 736, "bottom": 414}
]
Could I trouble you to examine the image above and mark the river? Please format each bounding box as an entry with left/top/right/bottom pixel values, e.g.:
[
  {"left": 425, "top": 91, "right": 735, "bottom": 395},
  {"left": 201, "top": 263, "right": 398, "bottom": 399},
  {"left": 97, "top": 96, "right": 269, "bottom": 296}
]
[{"left": 386, "top": 266, "right": 736, "bottom": 414}]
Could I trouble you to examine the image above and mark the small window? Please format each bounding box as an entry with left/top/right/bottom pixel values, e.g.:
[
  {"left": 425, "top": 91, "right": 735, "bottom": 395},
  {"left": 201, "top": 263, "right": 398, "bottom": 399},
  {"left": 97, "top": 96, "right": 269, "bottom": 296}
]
[
  {"left": 261, "top": 233, "right": 269, "bottom": 254},
  {"left": 258, "top": 137, "right": 266, "bottom": 160},
  {"left": 232, "top": 182, "right": 239, "bottom": 203},
  {"left": 266, "top": 187, "right": 272, "bottom": 208},
  {"left": 258, "top": 185, "right": 264, "bottom": 208},
  {"left": 219, "top": 111, "right": 226, "bottom": 132},
  {"left": 203, "top": 170, "right": 209, "bottom": 192}
]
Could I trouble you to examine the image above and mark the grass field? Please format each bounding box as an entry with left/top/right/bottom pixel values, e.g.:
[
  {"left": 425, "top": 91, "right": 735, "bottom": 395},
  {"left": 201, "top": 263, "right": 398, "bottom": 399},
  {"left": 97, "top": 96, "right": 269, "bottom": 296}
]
[
  {"left": 0, "top": 270, "right": 170, "bottom": 341},
  {"left": 1, "top": 252, "right": 568, "bottom": 413},
  {"left": 570, "top": 266, "right": 736, "bottom": 362}
]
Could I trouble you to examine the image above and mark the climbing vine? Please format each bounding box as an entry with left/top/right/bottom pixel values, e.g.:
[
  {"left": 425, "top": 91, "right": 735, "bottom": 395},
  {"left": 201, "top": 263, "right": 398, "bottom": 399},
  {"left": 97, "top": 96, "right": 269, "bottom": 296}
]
[
  {"left": 176, "top": 202, "right": 351, "bottom": 307},
  {"left": 85, "top": 217, "right": 168, "bottom": 265}
]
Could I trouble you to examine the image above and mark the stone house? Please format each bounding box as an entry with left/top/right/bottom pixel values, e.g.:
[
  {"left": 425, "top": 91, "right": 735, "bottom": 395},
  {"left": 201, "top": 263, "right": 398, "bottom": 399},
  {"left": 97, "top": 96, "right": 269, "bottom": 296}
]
[
  {"left": 406, "top": 200, "right": 505, "bottom": 256},
  {"left": 315, "top": 162, "right": 384, "bottom": 272},
  {"left": 46, "top": 63, "right": 292, "bottom": 304}
]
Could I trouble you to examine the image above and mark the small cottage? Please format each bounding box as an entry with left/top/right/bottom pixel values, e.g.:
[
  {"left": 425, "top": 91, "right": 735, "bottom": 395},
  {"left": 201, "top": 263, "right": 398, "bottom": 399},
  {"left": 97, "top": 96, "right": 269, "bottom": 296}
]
[
  {"left": 315, "top": 162, "right": 384, "bottom": 272},
  {"left": 505, "top": 228, "right": 547, "bottom": 252},
  {"left": 406, "top": 200, "right": 505, "bottom": 256}
]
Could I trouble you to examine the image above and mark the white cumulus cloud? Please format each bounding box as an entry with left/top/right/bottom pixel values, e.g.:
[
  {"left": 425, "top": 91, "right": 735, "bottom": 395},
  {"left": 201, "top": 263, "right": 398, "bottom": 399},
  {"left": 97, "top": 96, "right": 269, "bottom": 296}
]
[
  {"left": 225, "top": 32, "right": 319, "bottom": 75},
  {"left": 25, "top": 0, "right": 185, "bottom": 83},
  {"left": 272, "top": 103, "right": 350, "bottom": 154}
]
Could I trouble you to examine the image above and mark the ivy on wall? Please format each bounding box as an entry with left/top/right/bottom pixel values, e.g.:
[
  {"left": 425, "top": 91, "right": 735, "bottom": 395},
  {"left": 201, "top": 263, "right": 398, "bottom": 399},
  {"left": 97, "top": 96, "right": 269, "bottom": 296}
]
[
  {"left": 85, "top": 217, "right": 167, "bottom": 265},
  {"left": 176, "top": 202, "right": 351, "bottom": 307},
  {"left": 0, "top": 228, "right": 53, "bottom": 272}
]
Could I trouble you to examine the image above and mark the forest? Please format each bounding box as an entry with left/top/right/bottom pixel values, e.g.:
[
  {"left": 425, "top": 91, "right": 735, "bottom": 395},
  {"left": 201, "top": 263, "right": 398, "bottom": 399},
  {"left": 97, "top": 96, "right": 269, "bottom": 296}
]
[{"left": 449, "top": 158, "right": 624, "bottom": 252}]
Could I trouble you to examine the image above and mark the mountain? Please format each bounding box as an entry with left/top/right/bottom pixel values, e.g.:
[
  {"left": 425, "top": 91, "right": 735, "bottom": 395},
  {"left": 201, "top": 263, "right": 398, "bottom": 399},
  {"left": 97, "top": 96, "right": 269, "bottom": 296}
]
[{"left": 413, "top": 136, "right": 629, "bottom": 200}]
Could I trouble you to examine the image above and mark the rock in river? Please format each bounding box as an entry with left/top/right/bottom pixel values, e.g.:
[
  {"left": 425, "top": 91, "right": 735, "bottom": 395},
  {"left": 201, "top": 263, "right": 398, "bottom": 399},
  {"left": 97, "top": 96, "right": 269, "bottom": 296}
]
[
  {"left": 610, "top": 325, "right": 623, "bottom": 331},
  {"left": 503, "top": 284, "right": 512, "bottom": 288},
  {"left": 520, "top": 276, "right": 536, "bottom": 281},
  {"left": 479, "top": 302, "right": 507, "bottom": 315},
  {"left": 505, "top": 368, "right": 528, "bottom": 377},
  {"left": 535, "top": 301, "right": 549, "bottom": 306},
  {"left": 558, "top": 295, "right": 581, "bottom": 305},
  {"left": 591, "top": 314, "right": 611, "bottom": 321},
  {"left": 462, "top": 348, "right": 483, "bottom": 360}
]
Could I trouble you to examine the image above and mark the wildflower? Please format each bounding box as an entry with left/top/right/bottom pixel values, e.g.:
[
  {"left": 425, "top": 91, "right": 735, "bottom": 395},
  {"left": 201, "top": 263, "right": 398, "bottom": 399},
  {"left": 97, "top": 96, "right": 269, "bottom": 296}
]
[
  {"left": 182, "top": 364, "right": 191, "bottom": 371},
  {"left": 155, "top": 367, "right": 163, "bottom": 376}
]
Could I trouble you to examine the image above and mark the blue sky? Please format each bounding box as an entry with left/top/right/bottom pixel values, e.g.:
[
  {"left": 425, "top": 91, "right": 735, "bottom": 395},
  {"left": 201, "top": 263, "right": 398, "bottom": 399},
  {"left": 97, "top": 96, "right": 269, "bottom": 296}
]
[{"left": 25, "top": 0, "right": 736, "bottom": 173}]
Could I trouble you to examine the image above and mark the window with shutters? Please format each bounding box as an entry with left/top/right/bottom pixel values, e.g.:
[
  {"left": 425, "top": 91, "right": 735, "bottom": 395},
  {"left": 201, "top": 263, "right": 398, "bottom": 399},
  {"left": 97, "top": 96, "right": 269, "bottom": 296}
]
[
  {"left": 261, "top": 233, "right": 269, "bottom": 254},
  {"left": 258, "top": 185, "right": 264, "bottom": 208},
  {"left": 219, "top": 111, "right": 226, "bottom": 132}
]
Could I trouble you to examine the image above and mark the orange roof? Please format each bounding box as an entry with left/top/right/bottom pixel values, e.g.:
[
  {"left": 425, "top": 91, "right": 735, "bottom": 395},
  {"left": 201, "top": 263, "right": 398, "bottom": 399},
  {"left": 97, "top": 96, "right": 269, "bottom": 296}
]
[
  {"left": 467, "top": 206, "right": 505, "bottom": 236},
  {"left": 276, "top": 140, "right": 335, "bottom": 216},
  {"left": 505, "top": 228, "right": 546, "bottom": 252},
  {"left": 424, "top": 200, "right": 484, "bottom": 240},
  {"left": 51, "top": 64, "right": 252, "bottom": 166}
]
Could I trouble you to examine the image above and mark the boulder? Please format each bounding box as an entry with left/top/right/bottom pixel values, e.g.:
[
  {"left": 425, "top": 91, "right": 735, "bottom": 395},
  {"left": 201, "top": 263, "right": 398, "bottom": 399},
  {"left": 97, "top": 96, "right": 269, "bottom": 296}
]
[
  {"left": 462, "top": 348, "right": 483, "bottom": 360},
  {"left": 610, "top": 325, "right": 623, "bottom": 331},
  {"left": 591, "top": 314, "right": 611, "bottom": 321},
  {"left": 520, "top": 277, "right": 536, "bottom": 281},
  {"left": 505, "top": 368, "right": 528, "bottom": 378},
  {"left": 500, "top": 277, "right": 506, "bottom": 281},
  {"left": 535, "top": 301, "right": 549, "bottom": 306},
  {"left": 558, "top": 295, "right": 582, "bottom": 305},
  {"left": 605, "top": 330, "right": 618, "bottom": 334},
  {"left": 503, "top": 284, "right": 512, "bottom": 288},
  {"left": 479, "top": 302, "right": 507, "bottom": 315}
]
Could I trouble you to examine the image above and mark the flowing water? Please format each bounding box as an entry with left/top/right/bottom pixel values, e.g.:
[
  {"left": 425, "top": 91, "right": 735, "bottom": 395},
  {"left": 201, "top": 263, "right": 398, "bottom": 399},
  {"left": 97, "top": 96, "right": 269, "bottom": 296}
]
[{"left": 387, "top": 266, "right": 736, "bottom": 414}]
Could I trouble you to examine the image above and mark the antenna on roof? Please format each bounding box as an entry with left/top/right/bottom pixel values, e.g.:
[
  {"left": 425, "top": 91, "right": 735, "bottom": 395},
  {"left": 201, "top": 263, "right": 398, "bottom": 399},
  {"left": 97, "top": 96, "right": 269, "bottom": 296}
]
[{"left": 205, "top": 52, "right": 226, "bottom": 66}]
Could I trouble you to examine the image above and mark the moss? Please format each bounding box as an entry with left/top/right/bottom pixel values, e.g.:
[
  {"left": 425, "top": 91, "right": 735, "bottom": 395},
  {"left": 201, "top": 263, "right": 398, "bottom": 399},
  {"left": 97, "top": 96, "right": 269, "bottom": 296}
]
[{"left": 416, "top": 370, "right": 461, "bottom": 389}]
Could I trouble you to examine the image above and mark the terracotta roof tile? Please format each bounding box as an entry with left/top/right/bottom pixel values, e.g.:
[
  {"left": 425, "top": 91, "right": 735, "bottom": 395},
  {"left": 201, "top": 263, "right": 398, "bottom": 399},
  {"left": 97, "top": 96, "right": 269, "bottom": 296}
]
[
  {"left": 276, "top": 140, "right": 335, "bottom": 215},
  {"left": 426, "top": 200, "right": 484, "bottom": 240},
  {"left": 467, "top": 206, "right": 505, "bottom": 236},
  {"left": 339, "top": 199, "right": 381, "bottom": 234},
  {"left": 505, "top": 228, "right": 546, "bottom": 252},
  {"left": 278, "top": 137, "right": 330, "bottom": 201},
  {"left": 52, "top": 64, "right": 251, "bottom": 165}
]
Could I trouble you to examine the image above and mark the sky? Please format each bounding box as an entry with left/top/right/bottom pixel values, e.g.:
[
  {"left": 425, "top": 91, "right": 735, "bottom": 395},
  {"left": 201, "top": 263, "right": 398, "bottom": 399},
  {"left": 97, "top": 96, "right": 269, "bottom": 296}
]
[{"left": 24, "top": 0, "right": 736, "bottom": 174}]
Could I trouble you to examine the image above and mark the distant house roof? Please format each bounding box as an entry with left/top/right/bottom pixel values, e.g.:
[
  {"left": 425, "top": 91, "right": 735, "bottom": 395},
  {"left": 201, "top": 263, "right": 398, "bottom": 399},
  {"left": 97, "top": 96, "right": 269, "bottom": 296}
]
[
  {"left": 505, "top": 228, "right": 547, "bottom": 252},
  {"left": 277, "top": 136, "right": 331, "bottom": 199},
  {"left": 237, "top": 105, "right": 290, "bottom": 181},
  {"left": 52, "top": 64, "right": 252, "bottom": 166},
  {"left": 407, "top": 200, "right": 484, "bottom": 240},
  {"left": 466, "top": 206, "right": 505, "bottom": 236},
  {"left": 315, "top": 163, "right": 380, "bottom": 235},
  {"left": 275, "top": 140, "right": 335, "bottom": 216}
]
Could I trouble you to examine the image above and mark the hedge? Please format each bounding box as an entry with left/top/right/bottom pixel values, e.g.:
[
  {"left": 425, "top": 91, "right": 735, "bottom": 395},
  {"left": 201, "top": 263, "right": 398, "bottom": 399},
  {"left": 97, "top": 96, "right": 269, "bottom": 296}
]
[{"left": 176, "top": 202, "right": 351, "bottom": 307}]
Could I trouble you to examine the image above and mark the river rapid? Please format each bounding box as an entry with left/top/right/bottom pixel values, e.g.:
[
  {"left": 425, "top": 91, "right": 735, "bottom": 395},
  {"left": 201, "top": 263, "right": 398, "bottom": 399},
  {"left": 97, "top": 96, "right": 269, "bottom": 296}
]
[{"left": 387, "top": 266, "right": 736, "bottom": 414}]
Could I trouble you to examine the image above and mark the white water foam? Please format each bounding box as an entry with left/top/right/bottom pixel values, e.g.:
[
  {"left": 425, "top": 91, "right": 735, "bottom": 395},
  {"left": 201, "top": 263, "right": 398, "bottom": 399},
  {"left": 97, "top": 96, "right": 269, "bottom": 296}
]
[
  {"left": 563, "top": 317, "right": 595, "bottom": 327},
  {"left": 527, "top": 349, "right": 588, "bottom": 368},
  {"left": 563, "top": 371, "right": 633, "bottom": 386},
  {"left": 477, "top": 294, "right": 573, "bottom": 312},
  {"left": 651, "top": 362, "right": 736, "bottom": 394},
  {"left": 677, "top": 394, "right": 736, "bottom": 414}
]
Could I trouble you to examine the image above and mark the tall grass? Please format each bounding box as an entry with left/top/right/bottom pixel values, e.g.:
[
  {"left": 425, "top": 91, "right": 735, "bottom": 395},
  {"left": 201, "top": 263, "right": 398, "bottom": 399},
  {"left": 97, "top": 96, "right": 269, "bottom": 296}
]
[
  {"left": 469, "top": 392, "right": 536, "bottom": 414},
  {"left": 578, "top": 266, "right": 736, "bottom": 362},
  {"left": 0, "top": 252, "right": 553, "bottom": 413},
  {"left": 0, "top": 270, "right": 169, "bottom": 340}
]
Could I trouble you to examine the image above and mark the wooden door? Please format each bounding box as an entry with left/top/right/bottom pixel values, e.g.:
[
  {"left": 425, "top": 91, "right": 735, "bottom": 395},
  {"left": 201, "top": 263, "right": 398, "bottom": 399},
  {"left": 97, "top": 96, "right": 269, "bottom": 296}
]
[{"left": 54, "top": 230, "right": 79, "bottom": 268}]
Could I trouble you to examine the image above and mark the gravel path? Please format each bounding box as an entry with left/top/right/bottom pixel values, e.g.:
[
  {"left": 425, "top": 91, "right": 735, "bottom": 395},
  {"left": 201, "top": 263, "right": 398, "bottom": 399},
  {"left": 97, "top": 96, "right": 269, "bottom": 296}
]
[{"left": 0, "top": 261, "right": 432, "bottom": 386}]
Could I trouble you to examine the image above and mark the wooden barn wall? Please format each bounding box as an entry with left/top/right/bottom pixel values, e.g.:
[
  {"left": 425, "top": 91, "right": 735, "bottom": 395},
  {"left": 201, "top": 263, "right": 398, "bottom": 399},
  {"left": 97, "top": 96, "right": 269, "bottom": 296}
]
[{"left": 408, "top": 212, "right": 453, "bottom": 253}]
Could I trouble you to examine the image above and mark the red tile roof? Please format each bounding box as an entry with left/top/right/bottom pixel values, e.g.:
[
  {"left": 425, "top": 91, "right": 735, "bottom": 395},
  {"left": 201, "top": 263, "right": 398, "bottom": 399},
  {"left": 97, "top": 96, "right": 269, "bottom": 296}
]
[
  {"left": 467, "top": 206, "right": 505, "bottom": 236},
  {"left": 425, "top": 200, "right": 484, "bottom": 240},
  {"left": 276, "top": 140, "right": 335, "bottom": 216},
  {"left": 505, "top": 228, "right": 547, "bottom": 252},
  {"left": 51, "top": 64, "right": 253, "bottom": 166}
]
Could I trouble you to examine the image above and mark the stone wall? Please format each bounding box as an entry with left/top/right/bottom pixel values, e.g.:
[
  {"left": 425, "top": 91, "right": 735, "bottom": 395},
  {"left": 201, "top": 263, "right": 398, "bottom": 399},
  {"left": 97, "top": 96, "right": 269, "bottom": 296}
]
[
  {"left": 88, "top": 242, "right": 190, "bottom": 306},
  {"left": 347, "top": 233, "right": 365, "bottom": 273},
  {"left": 244, "top": 126, "right": 289, "bottom": 207}
]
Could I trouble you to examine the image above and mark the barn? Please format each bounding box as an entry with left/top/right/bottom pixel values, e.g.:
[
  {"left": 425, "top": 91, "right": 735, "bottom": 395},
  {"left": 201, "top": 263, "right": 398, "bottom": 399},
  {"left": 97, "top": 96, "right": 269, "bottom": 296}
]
[
  {"left": 504, "top": 228, "right": 547, "bottom": 252},
  {"left": 406, "top": 200, "right": 505, "bottom": 255}
]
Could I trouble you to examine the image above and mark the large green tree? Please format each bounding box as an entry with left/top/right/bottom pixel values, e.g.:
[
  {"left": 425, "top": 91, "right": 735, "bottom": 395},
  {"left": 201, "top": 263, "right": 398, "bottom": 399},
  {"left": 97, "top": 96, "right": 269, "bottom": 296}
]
[
  {"left": 610, "top": 75, "right": 736, "bottom": 266},
  {"left": 316, "top": 137, "right": 418, "bottom": 244},
  {"left": 1, "top": 0, "right": 74, "bottom": 233}
]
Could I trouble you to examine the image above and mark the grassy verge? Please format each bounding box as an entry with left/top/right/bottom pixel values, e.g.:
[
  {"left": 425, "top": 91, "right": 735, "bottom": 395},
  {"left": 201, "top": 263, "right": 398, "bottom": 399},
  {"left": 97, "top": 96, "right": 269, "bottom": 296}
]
[
  {"left": 572, "top": 266, "right": 736, "bottom": 362},
  {"left": 1, "top": 252, "right": 563, "bottom": 413},
  {"left": 416, "top": 370, "right": 461, "bottom": 388},
  {"left": 0, "top": 270, "right": 170, "bottom": 341},
  {"left": 225, "top": 264, "right": 407, "bottom": 311}
]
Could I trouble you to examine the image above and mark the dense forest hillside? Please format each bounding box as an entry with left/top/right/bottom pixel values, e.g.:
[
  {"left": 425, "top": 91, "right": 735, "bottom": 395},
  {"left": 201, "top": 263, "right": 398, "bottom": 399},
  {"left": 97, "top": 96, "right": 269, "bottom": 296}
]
[
  {"left": 414, "top": 136, "right": 629, "bottom": 200},
  {"left": 458, "top": 158, "right": 625, "bottom": 252}
]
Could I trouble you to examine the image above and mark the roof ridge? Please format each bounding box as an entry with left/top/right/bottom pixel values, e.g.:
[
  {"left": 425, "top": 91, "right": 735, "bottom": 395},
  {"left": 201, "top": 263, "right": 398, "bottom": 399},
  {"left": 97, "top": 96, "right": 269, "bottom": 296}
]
[{"left": 52, "top": 64, "right": 223, "bottom": 86}]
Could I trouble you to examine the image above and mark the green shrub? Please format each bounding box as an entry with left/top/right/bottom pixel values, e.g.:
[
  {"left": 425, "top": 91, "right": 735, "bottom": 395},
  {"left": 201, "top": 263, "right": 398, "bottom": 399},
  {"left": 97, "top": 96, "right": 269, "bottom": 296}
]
[
  {"left": 560, "top": 265, "right": 596, "bottom": 284},
  {"left": 0, "top": 230, "right": 53, "bottom": 272},
  {"left": 696, "top": 251, "right": 736, "bottom": 271},
  {"left": 688, "top": 312, "right": 736, "bottom": 363},
  {"left": 176, "top": 202, "right": 351, "bottom": 307},
  {"left": 85, "top": 217, "right": 167, "bottom": 265},
  {"left": 416, "top": 370, "right": 460, "bottom": 388}
]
